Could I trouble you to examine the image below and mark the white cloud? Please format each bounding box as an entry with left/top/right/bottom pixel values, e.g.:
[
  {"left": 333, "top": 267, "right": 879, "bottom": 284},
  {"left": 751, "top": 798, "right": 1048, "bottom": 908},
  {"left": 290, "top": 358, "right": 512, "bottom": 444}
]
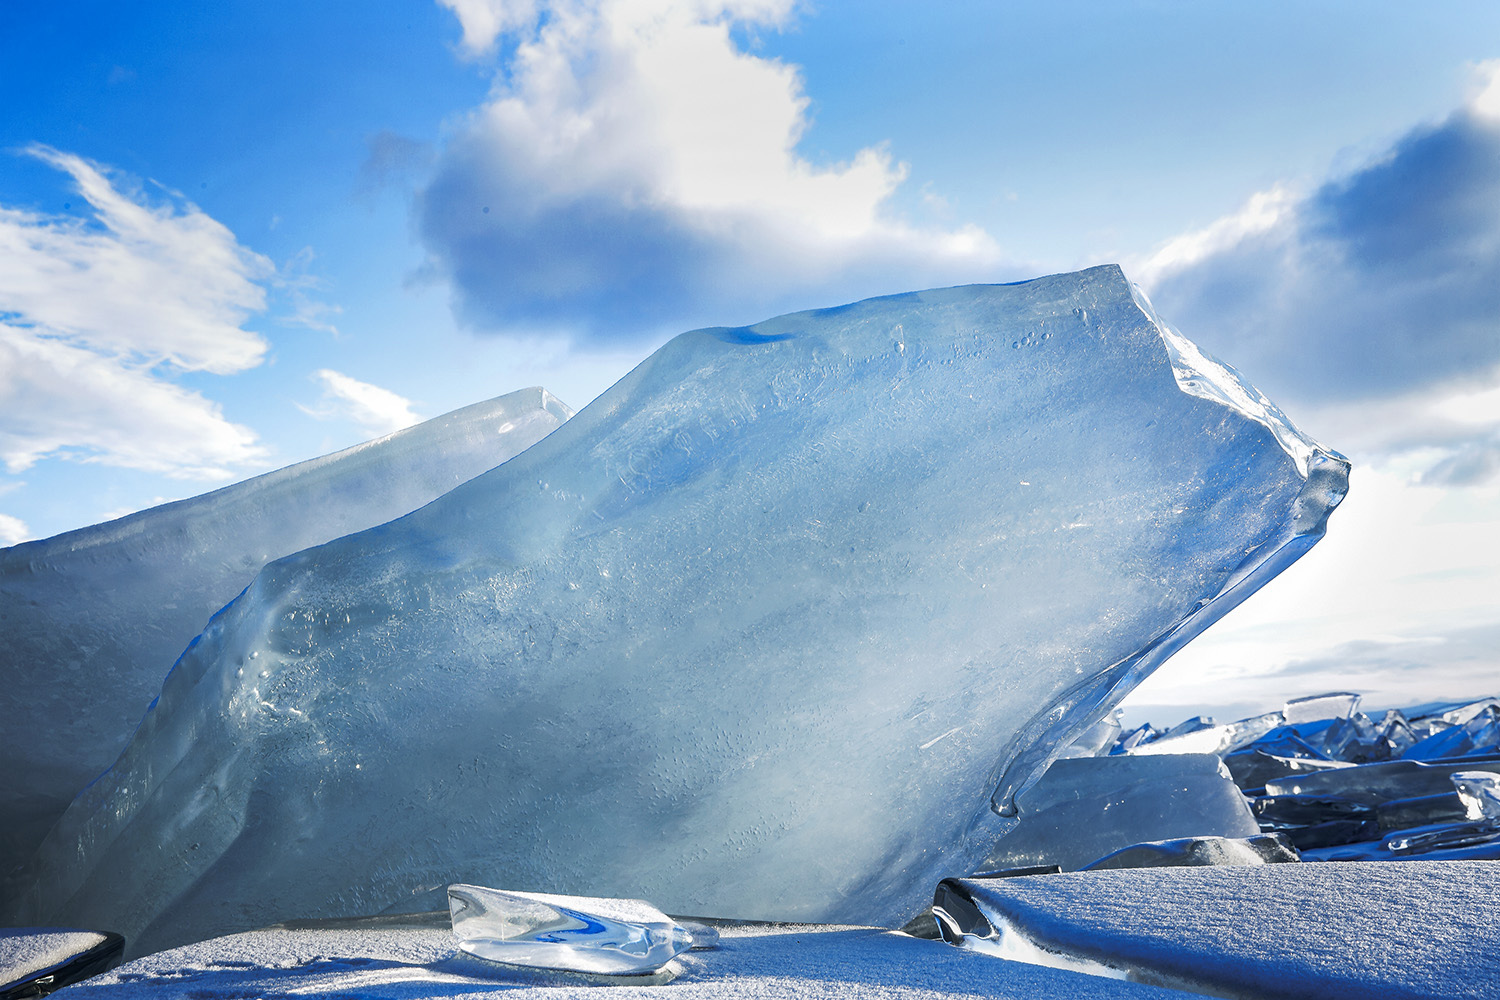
[
  {"left": 1470, "top": 58, "right": 1500, "bottom": 123},
  {"left": 0, "top": 322, "right": 263, "bottom": 476},
  {"left": 1131, "top": 185, "right": 1296, "bottom": 289},
  {"left": 0, "top": 149, "right": 272, "bottom": 478},
  {"left": 1134, "top": 68, "right": 1500, "bottom": 417},
  {"left": 301, "top": 369, "right": 422, "bottom": 438},
  {"left": 0, "top": 513, "right": 30, "bottom": 546},
  {"left": 0, "top": 146, "right": 271, "bottom": 373},
  {"left": 438, "top": 0, "right": 542, "bottom": 56},
  {"left": 420, "top": 0, "right": 1003, "bottom": 341}
]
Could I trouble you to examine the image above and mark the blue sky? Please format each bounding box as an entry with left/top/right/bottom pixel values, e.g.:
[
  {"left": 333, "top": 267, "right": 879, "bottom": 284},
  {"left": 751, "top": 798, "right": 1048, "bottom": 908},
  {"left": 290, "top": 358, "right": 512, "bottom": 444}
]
[{"left": 3, "top": 0, "right": 1499, "bottom": 719}]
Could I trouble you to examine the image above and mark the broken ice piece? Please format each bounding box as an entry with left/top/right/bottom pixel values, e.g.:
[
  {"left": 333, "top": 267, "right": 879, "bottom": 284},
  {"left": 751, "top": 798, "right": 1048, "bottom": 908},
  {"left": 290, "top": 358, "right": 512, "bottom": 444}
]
[
  {"left": 1081, "top": 833, "right": 1299, "bottom": 871},
  {"left": 1452, "top": 772, "right": 1500, "bottom": 822},
  {"left": 1283, "top": 692, "right": 1360, "bottom": 725},
  {"left": 981, "top": 754, "right": 1259, "bottom": 872},
  {"left": 447, "top": 884, "right": 694, "bottom": 976}
]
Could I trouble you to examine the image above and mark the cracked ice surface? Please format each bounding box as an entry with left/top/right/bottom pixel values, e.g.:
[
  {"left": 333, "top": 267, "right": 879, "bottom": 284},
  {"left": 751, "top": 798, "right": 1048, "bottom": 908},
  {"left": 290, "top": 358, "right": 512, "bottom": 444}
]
[
  {"left": 0, "top": 388, "right": 571, "bottom": 876},
  {"left": 3, "top": 266, "right": 1347, "bottom": 954}
]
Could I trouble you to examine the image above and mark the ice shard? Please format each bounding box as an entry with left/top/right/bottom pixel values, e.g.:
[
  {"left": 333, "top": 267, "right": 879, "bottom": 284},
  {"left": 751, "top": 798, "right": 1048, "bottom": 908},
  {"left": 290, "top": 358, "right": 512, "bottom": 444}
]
[
  {"left": 2, "top": 266, "right": 1348, "bottom": 954},
  {"left": 447, "top": 885, "right": 694, "bottom": 977},
  {"left": 0, "top": 388, "right": 571, "bottom": 874}
]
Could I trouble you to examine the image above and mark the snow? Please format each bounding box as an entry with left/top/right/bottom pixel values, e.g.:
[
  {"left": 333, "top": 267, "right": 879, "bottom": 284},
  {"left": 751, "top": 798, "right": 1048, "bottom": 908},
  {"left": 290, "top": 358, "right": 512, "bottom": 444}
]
[
  {"left": 0, "top": 387, "right": 570, "bottom": 876},
  {"left": 0, "top": 928, "right": 107, "bottom": 992},
  {"left": 3, "top": 265, "right": 1345, "bottom": 956},
  {"left": 61, "top": 919, "right": 1192, "bottom": 999},
  {"left": 943, "top": 860, "right": 1500, "bottom": 999}
]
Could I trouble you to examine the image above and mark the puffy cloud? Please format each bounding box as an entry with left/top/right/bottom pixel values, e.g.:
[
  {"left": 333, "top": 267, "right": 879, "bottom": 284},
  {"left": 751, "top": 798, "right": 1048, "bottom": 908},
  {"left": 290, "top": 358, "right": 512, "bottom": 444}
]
[
  {"left": 419, "top": 0, "right": 1002, "bottom": 343},
  {"left": 0, "top": 148, "right": 271, "bottom": 478},
  {"left": 1137, "top": 75, "right": 1500, "bottom": 413},
  {"left": 300, "top": 369, "right": 422, "bottom": 438},
  {"left": 0, "top": 513, "right": 29, "bottom": 546}
]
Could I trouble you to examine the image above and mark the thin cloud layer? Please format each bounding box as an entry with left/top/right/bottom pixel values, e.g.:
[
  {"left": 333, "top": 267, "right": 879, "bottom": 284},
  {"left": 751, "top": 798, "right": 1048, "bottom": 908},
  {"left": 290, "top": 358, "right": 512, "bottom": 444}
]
[
  {"left": 0, "top": 148, "right": 269, "bottom": 478},
  {"left": 0, "top": 323, "right": 261, "bottom": 477},
  {"left": 301, "top": 369, "right": 423, "bottom": 438},
  {"left": 420, "top": 0, "right": 1002, "bottom": 343}
]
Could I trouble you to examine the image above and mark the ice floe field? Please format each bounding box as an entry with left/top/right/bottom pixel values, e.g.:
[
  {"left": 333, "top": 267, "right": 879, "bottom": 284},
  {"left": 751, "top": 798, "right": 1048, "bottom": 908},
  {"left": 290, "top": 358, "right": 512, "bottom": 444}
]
[{"left": 2, "top": 269, "right": 1495, "bottom": 1000}]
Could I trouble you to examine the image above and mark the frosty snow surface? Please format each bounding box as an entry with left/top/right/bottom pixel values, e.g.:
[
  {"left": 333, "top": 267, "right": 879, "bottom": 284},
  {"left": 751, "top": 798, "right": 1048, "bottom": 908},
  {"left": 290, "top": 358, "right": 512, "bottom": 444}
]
[
  {"left": 939, "top": 860, "right": 1500, "bottom": 999},
  {"left": 0, "top": 387, "right": 571, "bottom": 875},
  {"left": 2, "top": 265, "right": 1347, "bottom": 956},
  {"left": 58, "top": 919, "right": 1189, "bottom": 999}
]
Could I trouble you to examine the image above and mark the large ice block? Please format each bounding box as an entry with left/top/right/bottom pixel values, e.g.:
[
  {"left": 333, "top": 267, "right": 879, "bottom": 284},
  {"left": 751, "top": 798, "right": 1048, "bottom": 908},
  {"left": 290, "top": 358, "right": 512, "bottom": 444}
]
[
  {"left": 0, "top": 388, "right": 571, "bottom": 874},
  {"left": 3, "top": 266, "right": 1347, "bottom": 954}
]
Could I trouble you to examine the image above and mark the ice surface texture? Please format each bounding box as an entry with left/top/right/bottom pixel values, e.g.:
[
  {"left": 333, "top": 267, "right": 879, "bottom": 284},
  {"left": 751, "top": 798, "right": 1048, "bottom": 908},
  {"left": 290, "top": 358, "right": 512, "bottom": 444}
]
[
  {"left": 0, "top": 388, "right": 571, "bottom": 876},
  {"left": 938, "top": 861, "right": 1500, "bottom": 999},
  {"left": 3, "top": 265, "right": 1347, "bottom": 954}
]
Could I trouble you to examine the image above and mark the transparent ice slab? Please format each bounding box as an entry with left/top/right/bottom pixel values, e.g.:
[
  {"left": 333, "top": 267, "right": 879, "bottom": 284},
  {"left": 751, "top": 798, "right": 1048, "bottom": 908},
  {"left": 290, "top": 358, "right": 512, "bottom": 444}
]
[
  {"left": 0, "top": 388, "right": 571, "bottom": 875},
  {"left": 1264, "top": 759, "right": 1500, "bottom": 805},
  {"left": 1282, "top": 692, "right": 1360, "bottom": 725},
  {"left": 3, "top": 266, "right": 1347, "bottom": 955},
  {"left": 448, "top": 884, "right": 693, "bottom": 976},
  {"left": 982, "top": 754, "right": 1260, "bottom": 872}
]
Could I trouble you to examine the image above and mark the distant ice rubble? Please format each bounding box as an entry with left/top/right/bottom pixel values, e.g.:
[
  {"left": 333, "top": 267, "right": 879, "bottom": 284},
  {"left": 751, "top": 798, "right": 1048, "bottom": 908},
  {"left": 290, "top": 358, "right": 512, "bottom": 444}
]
[
  {"left": 971, "top": 689, "right": 1500, "bottom": 883},
  {"left": 0, "top": 388, "right": 571, "bottom": 877},
  {"left": 1, "top": 265, "right": 1349, "bottom": 958}
]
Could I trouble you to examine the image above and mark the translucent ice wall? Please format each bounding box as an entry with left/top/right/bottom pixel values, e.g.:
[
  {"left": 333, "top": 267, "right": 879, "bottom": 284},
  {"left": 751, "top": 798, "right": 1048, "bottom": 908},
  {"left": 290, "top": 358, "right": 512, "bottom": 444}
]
[
  {"left": 2, "top": 266, "right": 1348, "bottom": 954},
  {"left": 0, "top": 388, "right": 571, "bottom": 874}
]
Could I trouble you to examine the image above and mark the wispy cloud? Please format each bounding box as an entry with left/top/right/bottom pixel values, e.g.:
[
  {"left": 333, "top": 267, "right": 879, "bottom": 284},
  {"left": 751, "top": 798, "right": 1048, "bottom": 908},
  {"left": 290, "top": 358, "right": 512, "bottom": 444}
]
[
  {"left": 0, "top": 148, "right": 270, "bottom": 477},
  {"left": 420, "top": 0, "right": 1003, "bottom": 343},
  {"left": 1, "top": 146, "right": 271, "bottom": 372},
  {"left": 300, "top": 369, "right": 422, "bottom": 438}
]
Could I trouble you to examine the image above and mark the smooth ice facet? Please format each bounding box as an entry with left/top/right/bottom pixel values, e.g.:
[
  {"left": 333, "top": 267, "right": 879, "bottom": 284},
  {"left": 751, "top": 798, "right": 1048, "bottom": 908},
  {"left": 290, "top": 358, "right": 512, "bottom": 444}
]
[
  {"left": 447, "top": 885, "right": 692, "bottom": 976},
  {"left": 982, "top": 754, "right": 1261, "bottom": 872},
  {"left": 1282, "top": 692, "right": 1360, "bottom": 725},
  {"left": 3, "top": 266, "right": 1347, "bottom": 954},
  {"left": 1451, "top": 772, "right": 1500, "bottom": 822},
  {"left": 0, "top": 388, "right": 571, "bottom": 874},
  {"left": 1265, "top": 759, "right": 1500, "bottom": 805}
]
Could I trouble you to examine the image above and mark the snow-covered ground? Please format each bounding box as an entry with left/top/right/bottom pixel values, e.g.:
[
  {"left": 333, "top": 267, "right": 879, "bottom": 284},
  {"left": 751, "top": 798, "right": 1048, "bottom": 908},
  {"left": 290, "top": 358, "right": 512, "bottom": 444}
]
[
  {"left": 941, "top": 860, "right": 1500, "bottom": 1000},
  {"left": 55, "top": 919, "right": 1194, "bottom": 999}
]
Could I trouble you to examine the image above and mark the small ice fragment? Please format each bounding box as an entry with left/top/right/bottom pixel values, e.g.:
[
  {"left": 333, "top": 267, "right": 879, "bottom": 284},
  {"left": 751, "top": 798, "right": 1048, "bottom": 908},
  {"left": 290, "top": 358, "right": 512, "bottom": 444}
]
[
  {"left": 1452, "top": 772, "right": 1500, "bottom": 822},
  {"left": 1125, "top": 711, "right": 1283, "bottom": 758},
  {"left": 1082, "top": 833, "right": 1299, "bottom": 870},
  {"left": 447, "top": 884, "right": 693, "bottom": 976},
  {"left": 1283, "top": 692, "right": 1360, "bottom": 725}
]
